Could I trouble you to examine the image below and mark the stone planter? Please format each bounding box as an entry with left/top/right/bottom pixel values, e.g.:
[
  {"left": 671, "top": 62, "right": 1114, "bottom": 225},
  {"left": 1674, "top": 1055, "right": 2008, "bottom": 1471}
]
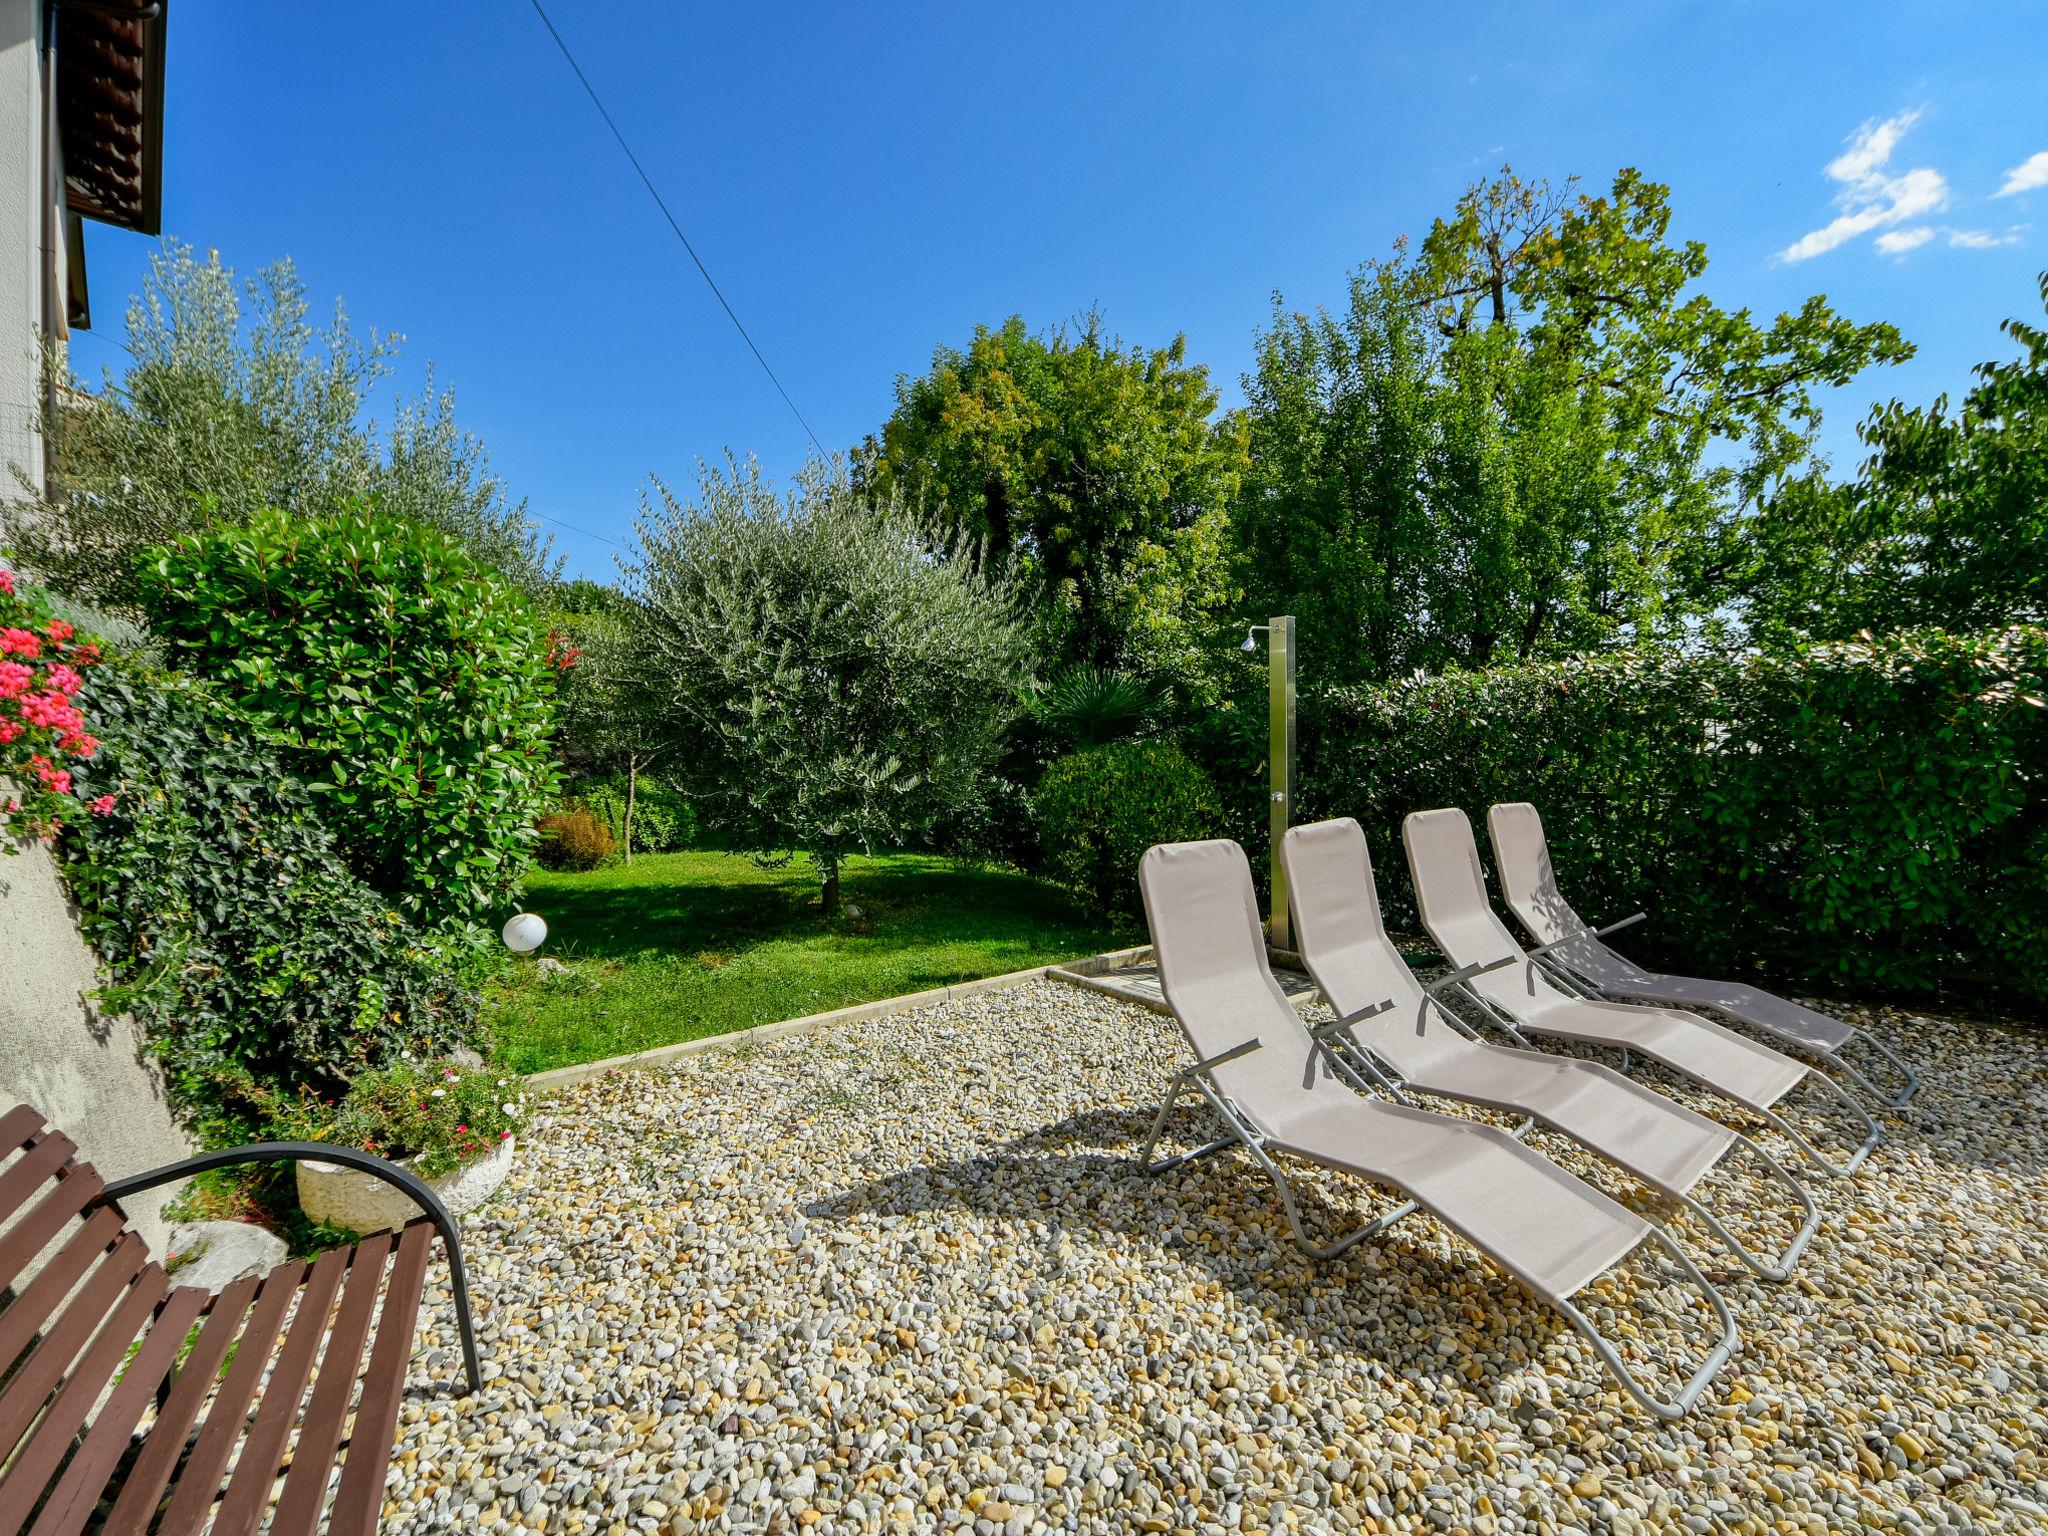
[{"left": 296, "top": 1136, "right": 516, "bottom": 1234}]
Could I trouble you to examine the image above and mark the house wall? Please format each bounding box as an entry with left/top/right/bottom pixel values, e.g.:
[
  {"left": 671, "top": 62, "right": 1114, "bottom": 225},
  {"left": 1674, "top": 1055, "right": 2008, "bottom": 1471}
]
[
  {"left": 0, "top": 833, "right": 190, "bottom": 1254},
  {"left": 0, "top": 0, "right": 42, "bottom": 505}
]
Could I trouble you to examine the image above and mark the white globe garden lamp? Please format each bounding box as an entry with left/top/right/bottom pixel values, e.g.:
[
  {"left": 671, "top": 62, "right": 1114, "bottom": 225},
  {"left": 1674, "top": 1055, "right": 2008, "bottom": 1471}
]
[{"left": 502, "top": 912, "right": 548, "bottom": 955}]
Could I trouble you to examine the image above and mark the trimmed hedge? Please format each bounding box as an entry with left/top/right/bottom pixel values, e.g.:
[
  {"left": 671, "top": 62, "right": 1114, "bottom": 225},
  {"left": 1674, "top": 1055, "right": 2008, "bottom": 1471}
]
[
  {"left": 138, "top": 509, "right": 559, "bottom": 934},
  {"left": 1301, "top": 627, "right": 2048, "bottom": 1000},
  {"left": 1036, "top": 740, "right": 1223, "bottom": 914}
]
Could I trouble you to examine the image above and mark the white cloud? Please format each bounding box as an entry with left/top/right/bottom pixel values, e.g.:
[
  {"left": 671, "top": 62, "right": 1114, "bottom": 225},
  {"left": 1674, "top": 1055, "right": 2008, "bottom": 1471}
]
[
  {"left": 1780, "top": 110, "right": 1951, "bottom": 262},
  {"left": 1946, "top": 227, "right": 2020, "bottom": 248},
  {"left": 1996, "top": 151, "right": 2048, "bottom": 197},
  {"left": 1874, "top": 227, "right": 1935, "bottom": 254}
]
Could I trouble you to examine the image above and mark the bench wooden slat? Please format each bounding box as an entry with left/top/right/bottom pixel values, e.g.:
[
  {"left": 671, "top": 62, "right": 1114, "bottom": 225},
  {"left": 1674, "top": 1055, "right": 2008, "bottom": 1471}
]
[
  {"left": 0, "top": 1106, "right": 43, "bottom": 1156},
  {"left": 0, "top": 1143, "right": 95, "bottom": 1291},
  {"left": 328, "top": 1221, "right": 435, "bottom": 1536},
  {"left": 206, "top": 1247, "right": 350, "bottom": 1536},
  {"left": 98, "top": 1272, "right": 264, "bottom": 1536},
  {"left": 0, "top": 1206, "right": 124, "bottom": 1376},
  {"left": 0, "top": 1231, "right": 145, "bottom": 1463},
  {"left": 23, "top": 1285, "right": 208, "bottom": 1536},
  {"left": 270, "top": 1231, "right": 395, "bottom": 1536},
  {"left": 148, "top": 1258, "right": 309, "bottom": 1536},
  {"left": 0, "top": 1262, "right": 167, "bottom": 1533}
]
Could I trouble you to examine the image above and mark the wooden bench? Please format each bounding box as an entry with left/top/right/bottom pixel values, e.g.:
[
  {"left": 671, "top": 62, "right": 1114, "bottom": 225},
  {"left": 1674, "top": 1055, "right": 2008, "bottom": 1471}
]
[{"left": 0, "top": 1104, "right": 480, "bottom": 1535}]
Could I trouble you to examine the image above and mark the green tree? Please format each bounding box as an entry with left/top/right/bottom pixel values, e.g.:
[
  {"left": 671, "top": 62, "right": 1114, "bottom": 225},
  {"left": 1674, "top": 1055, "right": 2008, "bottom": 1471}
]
[
  {"left": 138, "top": 508, "right": 561, "bottom": 935},
  {"left": 1234, "top": 169, "right": 1911, "bottom": 688},
  {"left": 1739, "top": 272, "right": 2048, "bottom": 642},
  {"left": 627, "top": 457, "right": 1031, "bottom": 914},
  {"left": 859, "top": 312, "right": 1247, "bottom": 676},
  {"left": 18, "top": 241, "right": 558, "bottom": 606}
]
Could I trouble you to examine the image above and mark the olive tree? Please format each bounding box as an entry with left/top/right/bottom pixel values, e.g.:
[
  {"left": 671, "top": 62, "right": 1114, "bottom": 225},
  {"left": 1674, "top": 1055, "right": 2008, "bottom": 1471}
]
[{"left": 626, "top": 457, "right": 1031, "bottom": 913}]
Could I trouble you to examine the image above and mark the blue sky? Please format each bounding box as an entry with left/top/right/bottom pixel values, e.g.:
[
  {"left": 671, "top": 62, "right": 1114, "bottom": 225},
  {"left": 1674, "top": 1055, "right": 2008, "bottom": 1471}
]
[{"left": 73, "top": 1, "right": 2048, "bottom": 580}]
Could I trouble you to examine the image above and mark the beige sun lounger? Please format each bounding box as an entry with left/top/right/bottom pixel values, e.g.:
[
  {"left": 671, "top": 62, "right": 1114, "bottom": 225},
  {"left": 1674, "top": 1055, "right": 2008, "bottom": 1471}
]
[
  {"left": 1486, "top": 802, "right": 1918, "bottom": 1108},
  {"left": 1136, "top": 837, "right": 1737, "bottom": 1418},
  {"left": 1402, "top": 808, "right": 1880, "bottom": 1177},
  {"left": 1280, "top": 818, "right": 1818, "bottom": 1280}
]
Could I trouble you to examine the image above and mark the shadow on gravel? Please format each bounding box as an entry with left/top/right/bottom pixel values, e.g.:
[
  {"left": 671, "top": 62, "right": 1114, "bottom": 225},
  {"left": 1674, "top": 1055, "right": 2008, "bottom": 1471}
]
[{"left": 807, "top": 1104, "right": 1602, "bottom": 1394}]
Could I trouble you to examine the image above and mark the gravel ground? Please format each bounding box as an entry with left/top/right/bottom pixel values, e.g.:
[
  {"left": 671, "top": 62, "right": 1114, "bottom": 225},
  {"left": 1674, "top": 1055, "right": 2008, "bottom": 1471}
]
[{"left": 386, "top": 979, "right": 2048, "bottom": 1535}]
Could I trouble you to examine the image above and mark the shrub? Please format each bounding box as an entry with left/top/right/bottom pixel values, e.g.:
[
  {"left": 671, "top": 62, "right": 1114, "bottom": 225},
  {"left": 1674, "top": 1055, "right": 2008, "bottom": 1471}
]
[
  {"left": 0, "top": 565, "right": 113, "bottom": 842},
  {"left": 1036, "top": 740, "right": 1222, "bottom": 913},
  {"left": 61, "top": 658, "right": 476, "bottom": 1145},
  {"left": 536, "top": 803, "right": 614, "bottom": 870},
  {"left": 270, "top": 1058, "right": 526, "bottom": 1178},
  {"left": 137, "top": 508, "right": 560, "bottom": 932},
  {"left": 578, "top": 775, "right": 697, "bottom": 854},
  {"left": 1302, "top": 627, "right": 2048, "bottom": 999}
]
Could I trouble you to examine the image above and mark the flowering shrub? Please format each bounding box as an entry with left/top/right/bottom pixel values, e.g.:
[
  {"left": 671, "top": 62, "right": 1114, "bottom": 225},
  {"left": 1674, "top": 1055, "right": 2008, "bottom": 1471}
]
[
  {"left": 137, "top": 508, "right": 559, "bottom": 934},
  {"left": 274, "top": 1058, "right": 524, "bottom": 1179},
  {"left": 0, "top": 565, "right": 112, "bottom": 841},
  {"left": 62, "top": 660, "right": 475, "bottom": 1145},
  {"left": 1303, "top": 627, "right": 2048, "bottom": 998}
]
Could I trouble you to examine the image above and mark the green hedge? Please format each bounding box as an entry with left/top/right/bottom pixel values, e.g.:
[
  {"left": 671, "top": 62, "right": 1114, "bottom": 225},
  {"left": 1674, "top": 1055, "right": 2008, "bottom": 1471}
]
[
  {"left": 63, "top": 661, "right": 476, "bottom": 1145},
  {"left": 1300, "top": 627, "right": 2048, "bottom": 999},
  {"left": 1036, "top": 740, "right": 1223, "bottom": 914},
  {"left": 139, "top": 509, "right": 559, "bottom": 934}
]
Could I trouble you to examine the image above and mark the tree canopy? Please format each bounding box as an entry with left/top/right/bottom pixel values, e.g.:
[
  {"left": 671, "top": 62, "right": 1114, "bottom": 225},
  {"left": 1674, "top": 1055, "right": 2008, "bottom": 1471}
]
[
  {"left": 859, "top": 312, "right": 1247, "bottom": 677},
  {"left": 1230, "top": 168, "right": 1912, "bottom": 689},
  {"left": 1739, "top": 272, "right": 2048, "bottom": 643},
  {"left": 626, "top": 458, "right": 1032, "bottom": 912},
  {"left": 19, "top": 241, "right": 559, "bottom": 608}
]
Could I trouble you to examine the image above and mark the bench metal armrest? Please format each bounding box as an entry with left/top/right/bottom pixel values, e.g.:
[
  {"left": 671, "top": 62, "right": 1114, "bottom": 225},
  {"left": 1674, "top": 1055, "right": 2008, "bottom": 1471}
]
[
  {"left": 1425, "top": 954, "right": 1514, "bottom": 995},
  {"left": 100, "top": 1142, "right": 482, "bottom": 1395}
]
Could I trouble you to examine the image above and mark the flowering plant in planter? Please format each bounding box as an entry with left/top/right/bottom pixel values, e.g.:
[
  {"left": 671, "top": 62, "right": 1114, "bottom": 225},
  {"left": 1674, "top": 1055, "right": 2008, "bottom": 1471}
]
[
  {"left": 0, "top": 565, "right": 112, "bottom": 842},
  {"left": 283, "top": 1058, "right": 525, "bottom": 1179}
]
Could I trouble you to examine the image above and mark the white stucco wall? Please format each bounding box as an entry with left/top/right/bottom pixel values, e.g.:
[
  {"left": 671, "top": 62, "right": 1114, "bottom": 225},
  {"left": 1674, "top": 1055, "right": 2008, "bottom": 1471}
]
[
  {"left": 0, "top": 833, "right": 191, "bottom": 1253},
  {"left": 0, "top": 0, "right": 41, "bottom": 507}
]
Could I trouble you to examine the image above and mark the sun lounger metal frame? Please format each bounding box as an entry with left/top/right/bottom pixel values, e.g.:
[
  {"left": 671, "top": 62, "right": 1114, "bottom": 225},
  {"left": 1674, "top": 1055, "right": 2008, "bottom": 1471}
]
[
  {"left": 1135, "top": 1028, "right": 1738, "bottom": 1418},
  {"left": 1486, "top": 803, "right": 1920, "bottom": 1108},
  {"left": 1133, "top": 838, "right": 1740, "bottom": 1419}
]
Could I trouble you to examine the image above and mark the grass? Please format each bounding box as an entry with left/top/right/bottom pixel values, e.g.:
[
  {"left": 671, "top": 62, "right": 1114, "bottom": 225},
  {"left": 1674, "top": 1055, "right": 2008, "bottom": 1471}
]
[{"left": 487, "top": 851, "right": 1142, "bottom": 1074}]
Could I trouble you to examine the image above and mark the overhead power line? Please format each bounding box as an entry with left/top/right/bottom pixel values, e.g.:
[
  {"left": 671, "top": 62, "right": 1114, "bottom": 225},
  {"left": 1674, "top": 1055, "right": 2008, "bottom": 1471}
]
[{"left": 525, "top": 0, "right": 827, "bottom": 460}]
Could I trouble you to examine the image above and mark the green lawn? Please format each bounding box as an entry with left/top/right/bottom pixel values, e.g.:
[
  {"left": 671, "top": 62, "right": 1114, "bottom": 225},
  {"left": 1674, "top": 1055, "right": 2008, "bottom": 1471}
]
[{"left": 488, "top": 851, "right": 1141, "bottom": 1074}]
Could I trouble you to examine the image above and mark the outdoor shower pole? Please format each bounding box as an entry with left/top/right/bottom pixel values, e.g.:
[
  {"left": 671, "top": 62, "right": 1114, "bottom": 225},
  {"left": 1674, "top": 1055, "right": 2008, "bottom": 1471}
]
[{"left": 1268, "top": 615, "right": 1296, "bottom": 950}]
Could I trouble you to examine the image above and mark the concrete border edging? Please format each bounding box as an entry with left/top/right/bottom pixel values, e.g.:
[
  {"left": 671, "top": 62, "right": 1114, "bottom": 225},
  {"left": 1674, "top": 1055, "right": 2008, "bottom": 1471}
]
[{"left": 523, "top": 945, "right": 1156, "bottom": 1092}]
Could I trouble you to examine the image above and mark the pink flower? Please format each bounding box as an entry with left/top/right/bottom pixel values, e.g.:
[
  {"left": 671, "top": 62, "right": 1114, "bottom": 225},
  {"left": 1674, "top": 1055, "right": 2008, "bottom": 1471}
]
[
  {"left": 43, "top": 620, "right": 71, "bottom": 642},
  {"left": 89, "top": 794, "right": 115, "bottom": 816},
  {"left": 19, "top": 692, "right": 82, "bottom": 732},
  {"left": 58, "top": 730, "right": 96, "bottom": 758},
  {"left": 0, "top": 662, "right": 28, "bottom": 699},
  {"left": 44, "top": 664, "right": 82, "bottom": 697},
  {"left": 0, "top": 569, "right": 14, "bottom": 595},
  {"left": 0, "top": 720, "right": 20, "bottom": 744},
  {"left": 0, "top": 629, "right": 40, "bottom": 659}
]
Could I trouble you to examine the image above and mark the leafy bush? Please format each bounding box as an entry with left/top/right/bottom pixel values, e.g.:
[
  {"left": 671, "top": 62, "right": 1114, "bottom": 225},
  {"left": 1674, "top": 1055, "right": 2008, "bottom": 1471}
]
[
  {"left": 1036, "top": 740, "right": 1222, "bottom": 914},
  {"left": 270, "top": 1058, "right": 525, "bottom": 1178},
  {"left": 536, "top": 803, "right": 614, "bottom": 870},
  {"left": 1303, "top": 627, "right": 2048, "bottom": 998},
  {"left": 578, "top": 775, "right": 697, "bottom": 853},
  {"left": 137, "top": 508, "right": 560, "bottom": 932},
  {"left": 61, "top": 659, "right": 476, "bottom": 1145}
]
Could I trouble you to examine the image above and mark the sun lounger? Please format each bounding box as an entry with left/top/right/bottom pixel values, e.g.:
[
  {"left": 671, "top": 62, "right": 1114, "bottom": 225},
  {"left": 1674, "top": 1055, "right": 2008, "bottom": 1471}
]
[
  {"left": 1486, "top": 801, "right": 1919, "bottom": 1107},
  {"left": 1135, "top": 837, "right": 1738, "bottom": 1418},
  {"left": 1280, "top": 817, "right": 1819, "bottom": 1279},
  {"left": 1401, "top": 807, "right": 1881, "bottom": 1177}
]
